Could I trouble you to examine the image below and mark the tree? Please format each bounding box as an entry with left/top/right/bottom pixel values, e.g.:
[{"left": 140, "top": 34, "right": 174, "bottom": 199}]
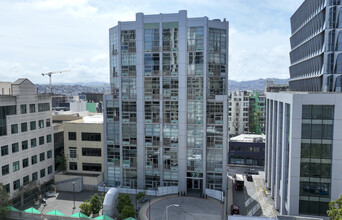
[
  {"left": 0, "top": 183, "right": 10, "bottom": 220},
  {"left": 136, "top": 191, "right": 146, "bottom": 201},
  {"left": 89, "top": 193, "right": 102, "bottom": 215},
  {"left": 121, "top": 205, "right": 135, "bottom": 219},
  {"left": 56, "top": 154, "right": 67, "bottom": 172},
  {"left": 117, "top": 194, "right": 132, "bottom": 213},
  {"left": 79, "top": 201, "right": 92, "bottom": 217},
  {"left": 327, "top": 195, "right": 342, "bottom": 220}
]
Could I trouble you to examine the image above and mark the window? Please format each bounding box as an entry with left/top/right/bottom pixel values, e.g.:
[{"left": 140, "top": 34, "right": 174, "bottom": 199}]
[
  {"left": 47, "top": 150, "right": 52, "bottom": 159},
  {"left": 82, "top": 148, "right": 101, "bottom": 157},
  {"left": 39, "top": 136, "right": 44, "bottom": 145},
  {"left": 21, "top": 140, "right": 28, "bottom": 150},
  {"left": 38, "top": 120, "right": 44, "bottom": 129},
  {"left": 40, "top": 169, "right": 45, "bottom": 178},
  {"left": 32, "top": 172, "right": 38, "bottom": 181},
  {"left": 23, "top": 158, "right": 29, "bottom": 168},
  {"left": 23, "top": 175, "right": 29, "bottom": 185},
  {"left": 46, "top": 119, "right": 51, "bottom": 127},
  {"left": 20, "top": 104, "right": 27, "bottom": 114},
  {"left": 81, "top": 132, "right": 101, "bottom": 142},
  {"left": 21, "top": 122, "right": 27, "bottom": 132},
  {"left": 1, "top": 145, "right": 8, "bottom": 156},
  {"left": 12, "top": 143, "right": 19, "bottom": 153},
  {"left": 31, "top": 138, "right": 37, "bottom": 148},
  {"left": 68, "top": 132, "right": 76, "bottom": 140},
  {"left": 69, "top": 147, "right": 77, "bottom": 158},
  {"left": 48, "top": 166, "right": 53, "bottom": 174},
  {"left": 2, "top": 164, "right": 9, "bottom": 176},
  {"left": 30, "top": 121, "right": 36, "bottom": 130},
  {"left": 82, "top": 163, "right": 102, "bottom": 172},
  {"left": 4, "top": 184, "right": 10, "bottom": 193},
  {"left": 13, "top": 161, "right": 19, "bottom": 172},
  {"left": 0, "top": 105, "right": 16, "bottom": 136},
  {"left": 29, "top": 104, "right": 35, "bottom": 113},
  {"left": 38, "top": 103, "right": 50, "bottom": 112},
  {"left": 31, "top": 155, "right": 37, "bottom": 165},
  {"left": 13, "top": 179, "right": 20, "bottom": 190},
  {"left": 11, "top": 124, "right": 18, "bottom": 134},
  {"left": 47, "top": 134, "right": 52, "bottom": 143},
  {"left": 69, "top": 162, "right": 77, "bottom": 170},
  {"left": 40, "top": 152, "right": 45, "bottom": 161}
]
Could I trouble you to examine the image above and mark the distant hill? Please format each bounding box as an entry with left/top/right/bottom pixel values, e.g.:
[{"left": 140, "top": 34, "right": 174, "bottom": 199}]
[
  {"left": 35, "top": 78, "right": 289, "bottom": 95},
  {"left": 229, "top": 78, "right": 289, "bottom": 91}
]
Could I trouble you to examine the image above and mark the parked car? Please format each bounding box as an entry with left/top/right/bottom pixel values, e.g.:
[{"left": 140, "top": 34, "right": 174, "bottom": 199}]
[
  {"left": 231, "top": 204, "right": 240, "bottom": 215},
  {"left": 244, "top": 168, "right": 259, "bottom": 175},
  {"left": 246, "top": 174, "right": 253, "bottom": 181}
]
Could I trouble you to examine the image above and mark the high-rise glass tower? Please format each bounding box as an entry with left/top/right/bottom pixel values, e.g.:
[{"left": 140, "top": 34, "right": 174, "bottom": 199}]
[
  {"left": 104, "top": 11, "right": 228, "bottom": 195},
  {"left": 289, "top": 0, "right": 342, "bottom": 92}
]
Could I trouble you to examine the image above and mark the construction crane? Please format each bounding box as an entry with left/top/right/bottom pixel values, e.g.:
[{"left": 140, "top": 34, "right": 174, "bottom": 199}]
[{"left": 41, "top": 70, "right": 70, "bottom": 94}]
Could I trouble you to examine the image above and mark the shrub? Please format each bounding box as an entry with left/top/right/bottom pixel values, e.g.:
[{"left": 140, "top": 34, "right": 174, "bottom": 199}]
[{"left": 79, "top": 201, "right": 92, "bottom": 217}]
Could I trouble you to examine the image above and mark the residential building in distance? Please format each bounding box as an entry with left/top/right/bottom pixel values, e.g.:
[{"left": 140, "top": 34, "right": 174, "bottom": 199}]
[
  {"left": 249, "top": 91, "right": 266, "bottom": 134},
  {"left": 228, "top": 134, "right": 265, "bottom": 166},
  {"left": 266, "top": 0, "right": 342, "bottom": 217},
  {"left": 104, "top": 10, "right": 229, "bottom": 196},
  {"left": 289, "top": 0, "right": 342, "bottom": 92},
  {"left": 0, "top": 79, "right": 54, "bottom": 198},
  {"left": 228, "top": 91, "right": 250, "bottom": 136}
]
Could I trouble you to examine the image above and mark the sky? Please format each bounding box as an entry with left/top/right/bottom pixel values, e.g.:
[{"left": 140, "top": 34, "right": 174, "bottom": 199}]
[{"left": 0, "top": 0, "right": 303, "bottom": 84}]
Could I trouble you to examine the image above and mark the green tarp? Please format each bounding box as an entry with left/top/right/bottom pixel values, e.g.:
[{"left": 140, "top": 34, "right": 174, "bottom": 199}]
[
  {"left": 7, "top": 206, "right": 19, "bottom": 211},
  {"left": 69, "top": 212, "right": 90, "bottom": 218},
  {"left": 123, "top": 217, "right": 136, "bottom": 220},
  {"left": 94, "top": 214, "right": 114, "bottom": 220},
  {"left": 24, "top": 207, "right": 41, "bottom": 214},
  {"left": 46, "top": 210, "right": 66, "bottom": 216}
]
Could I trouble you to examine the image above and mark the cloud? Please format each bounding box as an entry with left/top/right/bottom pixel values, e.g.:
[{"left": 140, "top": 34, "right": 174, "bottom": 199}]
[{"left": 0, "top": 0, "right": 302, "bottom": 83}]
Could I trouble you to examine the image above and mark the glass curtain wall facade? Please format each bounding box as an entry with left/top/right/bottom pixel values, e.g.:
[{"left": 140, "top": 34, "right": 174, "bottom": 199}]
[
  {"left": 289, "top": 0, "right": 342, "bottom": 92},
  {"left": 104, "top": 11, "right": 228, "bottom": 195}
]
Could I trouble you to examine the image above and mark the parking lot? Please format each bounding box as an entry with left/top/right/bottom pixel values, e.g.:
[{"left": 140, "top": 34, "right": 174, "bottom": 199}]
[{"left": 228, "top": 166, "right": 279, "bottom": 217}]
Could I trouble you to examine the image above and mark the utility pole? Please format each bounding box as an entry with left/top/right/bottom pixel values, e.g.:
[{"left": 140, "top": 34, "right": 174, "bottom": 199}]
[{"left": 41, "top": 70, "right": 70, "bottom": 94}]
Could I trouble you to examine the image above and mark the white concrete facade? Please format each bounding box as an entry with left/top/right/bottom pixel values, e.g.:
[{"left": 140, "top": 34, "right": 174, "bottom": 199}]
[
  {"left": 229, "top": 91, "right": 250, "bottom": 135},
  {"left": 265, "top": 92, "right": 342, "bottom": 217},
  {"left": 0, "top": 79, "right": 54, "bottom": 198}
]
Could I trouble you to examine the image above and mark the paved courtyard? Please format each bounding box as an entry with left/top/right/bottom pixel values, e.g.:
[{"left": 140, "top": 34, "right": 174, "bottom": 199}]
[
  {"left": 139, "top": 195, "right": 224, "bottom": 220},
  {"left": 20, "top": 191, "right": 103, "bottom": 217}
]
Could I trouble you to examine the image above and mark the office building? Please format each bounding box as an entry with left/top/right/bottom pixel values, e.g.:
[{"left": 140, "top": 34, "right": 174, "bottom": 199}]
[
  {"left": 249, "top": 91, "right": 266, "bottom": 134},
  {"left": 104, "top": 11, "right": 229, "bottom": 195},
  {"left": 289, "top": 0, "right": 342, "bottom": 92},
  {"left": 265, "top": 93, "right": 342, "bottom": 216},
  {"left": 229, "top": 134, "right": 265, "bottom": 166},
  {"left": 0, "top": 79, "right": 54, "bottom": 198}
]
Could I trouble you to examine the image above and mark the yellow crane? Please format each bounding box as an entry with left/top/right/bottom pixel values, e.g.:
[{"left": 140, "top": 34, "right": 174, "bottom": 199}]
[{"left": 41, "top": 70, "right": 70, "bottom": 94}]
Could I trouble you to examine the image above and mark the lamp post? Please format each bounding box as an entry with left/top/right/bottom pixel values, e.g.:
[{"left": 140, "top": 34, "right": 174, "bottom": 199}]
[
  {"left": 102, "top": 184, "right": 106, "bottom": 215},
  {"left": 148, "top": 199, "right": 151, "bottom": 220},
  {"left": 43, "top": 180, "right": 47, "bottom": 206},
  {"left": 165, "top": 204, "right": 179, "bottom": 220},
  {"left": 72, "top": 182, "right": 76, "bottom": 209}
]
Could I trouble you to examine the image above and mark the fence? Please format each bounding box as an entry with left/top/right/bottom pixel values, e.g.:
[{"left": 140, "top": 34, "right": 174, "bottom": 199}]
[
  {"left": 97, "top": 185, "right": 178, "bottom": 197},
  {"left": 205, "top": 188, "right": 225, "bottom": 202}
]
